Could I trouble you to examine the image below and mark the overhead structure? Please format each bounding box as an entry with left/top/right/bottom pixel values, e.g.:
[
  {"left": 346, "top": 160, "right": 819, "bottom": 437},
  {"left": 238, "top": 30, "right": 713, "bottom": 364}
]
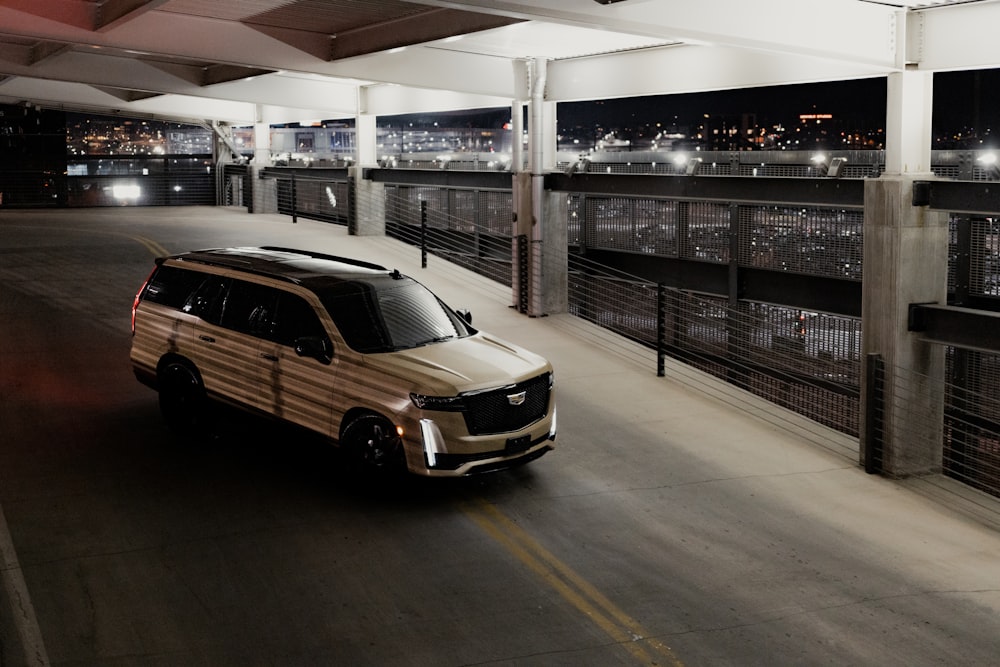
[{"left": 0, "top": 0, "right": 996, "bottom": 126}]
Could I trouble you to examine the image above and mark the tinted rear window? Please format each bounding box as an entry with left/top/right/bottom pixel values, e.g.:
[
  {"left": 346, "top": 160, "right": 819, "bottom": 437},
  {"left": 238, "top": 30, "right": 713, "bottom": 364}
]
[{"left": 142, "top": 265, "right": 204, "bottom": 309}]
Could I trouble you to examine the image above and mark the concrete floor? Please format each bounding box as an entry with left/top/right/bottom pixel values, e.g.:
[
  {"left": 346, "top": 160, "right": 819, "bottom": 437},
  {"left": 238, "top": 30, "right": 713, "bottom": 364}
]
[{"left": 2, "top": 206, "right": 1000, "bottom": 666}]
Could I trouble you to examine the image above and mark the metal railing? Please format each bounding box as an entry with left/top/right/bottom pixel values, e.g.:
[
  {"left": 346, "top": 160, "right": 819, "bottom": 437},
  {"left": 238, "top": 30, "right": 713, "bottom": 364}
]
[{"left": 254, "top": 158, "right": 1000, "bottom": 502}]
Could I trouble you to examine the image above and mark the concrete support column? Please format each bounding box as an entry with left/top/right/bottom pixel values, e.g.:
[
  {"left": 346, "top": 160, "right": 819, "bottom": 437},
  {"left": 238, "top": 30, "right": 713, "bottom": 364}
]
[
  {"left": 860, "top": 69, "right": 948, "bottom": 476},
  {"left": 251, "top": 111, "right": 277, "bottom": 214},
  {"left": 355, "top": 112, "right": 377, "bottom": 168},
  {"left": 350, "top": 92, "right": 384, "bottom": 236},
  {"left": 350, "top": 166, "right": 386, "bottom": 236},
  {"left": 511, "top": 58, "right": 567, "bottom": 316}
]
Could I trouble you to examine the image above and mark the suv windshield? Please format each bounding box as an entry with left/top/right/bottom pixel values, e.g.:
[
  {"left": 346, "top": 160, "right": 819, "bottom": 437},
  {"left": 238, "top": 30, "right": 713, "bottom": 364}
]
[{"left": 316, "top": 277, "right": 474, "bottom": 353}]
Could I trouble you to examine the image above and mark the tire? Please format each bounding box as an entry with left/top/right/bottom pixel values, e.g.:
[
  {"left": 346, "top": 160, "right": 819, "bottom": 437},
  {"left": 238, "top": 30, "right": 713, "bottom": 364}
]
[
  {"left": 341, "top": 413, "right": 406, "bottom": 474},
  {"left": 158, "top": 361, "right": 211, "bottom": 436}
]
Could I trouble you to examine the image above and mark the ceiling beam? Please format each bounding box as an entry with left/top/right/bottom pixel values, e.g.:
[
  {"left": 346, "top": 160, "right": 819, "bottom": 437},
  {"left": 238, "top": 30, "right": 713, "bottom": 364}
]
[
  {"left": 545, "top": 43, "right": 892, "bottom": 103},
  {"left": 0, "top": 0, "right": 166, "bottom": 32},
  {"left": 410, "top": 0, "right": 901, "bottom": 69},
  {"left": 909, "top": 2, "right": 1000, "bottom": 72},
  {"left": 329, "top": 8, "right": 522, "bottom": 60}
]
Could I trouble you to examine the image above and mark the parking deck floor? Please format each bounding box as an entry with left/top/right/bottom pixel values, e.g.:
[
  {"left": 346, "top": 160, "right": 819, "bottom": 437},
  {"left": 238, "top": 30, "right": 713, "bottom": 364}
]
[{"left": 2, "top": 206, "right": 1000, "bottom": 666}]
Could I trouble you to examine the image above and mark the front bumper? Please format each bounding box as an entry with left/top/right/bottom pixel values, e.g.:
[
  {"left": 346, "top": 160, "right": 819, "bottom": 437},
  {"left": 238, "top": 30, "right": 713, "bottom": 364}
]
[{"left": 410, "top": 406, "right": 557, "bottom": 477}]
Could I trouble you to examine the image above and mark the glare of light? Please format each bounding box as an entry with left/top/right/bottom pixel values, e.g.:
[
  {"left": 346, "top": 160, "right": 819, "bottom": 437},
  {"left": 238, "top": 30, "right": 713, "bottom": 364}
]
[
  {"left": 388, "top": 47, "right": 406, "bottom": 54},
  {"left": 113, "top": 185, "right": 140, "bottom": 199},
  {"left": 811, "top": 153, "right": 827, "bottom": 164},
  {"left": 979, "top": 153, "right": 998, "bottom": 166},
  {"left": 672, "top": 153, "right": 688, "bottom": 166},
  {"left": 173, "top": 185, "right": 182, "bottom": 192}
]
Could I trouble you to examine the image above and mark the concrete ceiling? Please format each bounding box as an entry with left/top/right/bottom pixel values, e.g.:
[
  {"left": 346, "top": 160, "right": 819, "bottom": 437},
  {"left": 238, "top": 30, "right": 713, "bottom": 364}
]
[{"left": 0, "top": 0, "right": 996, "bottom": 125}]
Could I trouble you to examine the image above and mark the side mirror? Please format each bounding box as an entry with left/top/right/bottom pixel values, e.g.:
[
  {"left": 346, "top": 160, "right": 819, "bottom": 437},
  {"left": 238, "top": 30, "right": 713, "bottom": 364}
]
[
  {"left": 457, "top": 309, "right": 472, "bottom": 325},
  {"left": 294, "top": 336, "right": 332, "bottom": 364}
]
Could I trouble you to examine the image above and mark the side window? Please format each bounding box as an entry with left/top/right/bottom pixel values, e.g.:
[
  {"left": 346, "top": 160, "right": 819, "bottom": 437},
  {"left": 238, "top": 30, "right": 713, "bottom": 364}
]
[
  {"left": 272, "top": 292, "right": 328, "bottom": 347},
  {"left": 182, "top": 275, "right": 229, "bottom": 325},
  {"left": 143, "top": 266, "right": 204, "bottom": 309},
  {"left": 220, "top": 280, "right": 280, "bottom": 338}
]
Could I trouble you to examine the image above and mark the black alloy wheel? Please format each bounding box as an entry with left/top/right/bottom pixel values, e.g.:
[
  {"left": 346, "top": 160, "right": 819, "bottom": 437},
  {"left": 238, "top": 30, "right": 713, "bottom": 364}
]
[
  {"left": 158, "top": 362, "right": 211, "bottom": 436},
  {"left": 341, "top": 413, "right": 405, "bottom": 474}
]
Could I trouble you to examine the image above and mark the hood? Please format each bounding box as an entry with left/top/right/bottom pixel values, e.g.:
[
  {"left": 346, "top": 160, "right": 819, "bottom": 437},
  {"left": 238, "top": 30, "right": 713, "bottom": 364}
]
[{"left": 364, "top": 333, "right": 551, "bottom": 395}]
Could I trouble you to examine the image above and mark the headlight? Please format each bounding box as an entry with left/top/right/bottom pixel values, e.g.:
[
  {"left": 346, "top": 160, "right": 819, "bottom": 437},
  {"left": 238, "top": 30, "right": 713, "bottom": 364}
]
[{"left": 410, "top": 392, "right": 466, "bottom": 411}]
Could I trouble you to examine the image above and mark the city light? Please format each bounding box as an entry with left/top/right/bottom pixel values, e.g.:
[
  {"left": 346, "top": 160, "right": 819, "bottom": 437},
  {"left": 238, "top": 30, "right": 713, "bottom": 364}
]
[{"left": 112, "top": 184, "right": 140, "bottom": 200}]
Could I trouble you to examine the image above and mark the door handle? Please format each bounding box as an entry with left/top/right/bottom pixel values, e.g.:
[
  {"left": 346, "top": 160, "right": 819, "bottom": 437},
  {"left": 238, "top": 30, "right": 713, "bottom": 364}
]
[
  {"left": 199, "top": 335, "right": 215, "bottom": 343},
  {"left": 261, "top": 353, "right": 279, "bottom": 362}
]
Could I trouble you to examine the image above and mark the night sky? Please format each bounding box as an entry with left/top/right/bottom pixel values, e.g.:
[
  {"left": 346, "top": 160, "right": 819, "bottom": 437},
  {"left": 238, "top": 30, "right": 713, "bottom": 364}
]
[
  {"left": 560, "top": 69, "right": 1000, "bottom": 137},
  {"left": 390, "top": 68, "right": 1000, "bottom": 142}
]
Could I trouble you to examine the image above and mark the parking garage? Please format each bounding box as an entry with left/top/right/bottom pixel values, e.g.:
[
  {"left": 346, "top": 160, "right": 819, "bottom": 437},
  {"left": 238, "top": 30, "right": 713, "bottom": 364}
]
[{"left": 3, "top": 1, "right": 1000, "bottom": 665}]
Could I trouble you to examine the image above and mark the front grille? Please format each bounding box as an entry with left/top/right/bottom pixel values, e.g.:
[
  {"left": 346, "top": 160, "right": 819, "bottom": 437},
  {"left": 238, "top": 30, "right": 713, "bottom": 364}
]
[{"left": 462, "top": 372, "right": 551, "bottom": 436}]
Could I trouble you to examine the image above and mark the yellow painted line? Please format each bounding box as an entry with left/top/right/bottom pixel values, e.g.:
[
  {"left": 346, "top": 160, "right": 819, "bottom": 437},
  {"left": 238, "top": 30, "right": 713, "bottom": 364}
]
[
  {"left": 0, "top": 224, "right": 170, "bottom": 257},
  {"left": 129, "top": 234, "right": 170, "bottom": 258},
  {"left": 461, "top": 497, "right": 684, "bottom": 667}
]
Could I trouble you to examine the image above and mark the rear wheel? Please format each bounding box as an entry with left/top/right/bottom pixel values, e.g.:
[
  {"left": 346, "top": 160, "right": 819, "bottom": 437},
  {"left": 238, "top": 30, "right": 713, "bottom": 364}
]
[
  {"left": 341, "top": 413, "right": 405, "bottom": 474},
  {"left": 158, "top": 361, "right": 211, "bottom": 436}
]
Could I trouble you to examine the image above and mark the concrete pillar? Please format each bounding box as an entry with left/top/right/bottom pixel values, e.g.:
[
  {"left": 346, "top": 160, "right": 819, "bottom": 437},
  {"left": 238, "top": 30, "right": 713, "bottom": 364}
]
[
  {"left": 860, "top": 69, "right": 948, "bottom": 476},
  {"left": 511, "top": 58, "right": 567, "bottom": 316},
  {"left": 349, "top": 93, "right": 384, "bottom": 236},
  {"left": 356, "top": 112, "right": 377, "bottom": 168},
  {"left": 251, "top": 111, "right": 277, "bottom": 214},
  {"left": 350, "top": 166, "right": 386, "bottom": 236}
]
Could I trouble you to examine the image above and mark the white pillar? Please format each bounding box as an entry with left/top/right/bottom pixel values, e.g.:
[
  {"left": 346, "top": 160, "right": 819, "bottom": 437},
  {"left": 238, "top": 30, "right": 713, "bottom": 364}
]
[
  {"left": 351, "top": 89, "right": 384, "bottom": 235},
  {"left": 885, "top": 69, "right": 934, "bottom": 175},
  {"left": 356, "top": 112, "right": 377, "bottom": 167},
  {"left": 251, "top": 105, "right": 276, "bottom": 213}
]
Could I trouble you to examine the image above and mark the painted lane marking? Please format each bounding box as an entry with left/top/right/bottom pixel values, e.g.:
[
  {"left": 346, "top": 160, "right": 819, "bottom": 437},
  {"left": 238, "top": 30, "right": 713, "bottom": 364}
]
[
  {"left": 461, "top": 497, "right": 684, "bottom": 666},
  {"left": 0, "top": 504, "right": 49, "bottom": 666}
]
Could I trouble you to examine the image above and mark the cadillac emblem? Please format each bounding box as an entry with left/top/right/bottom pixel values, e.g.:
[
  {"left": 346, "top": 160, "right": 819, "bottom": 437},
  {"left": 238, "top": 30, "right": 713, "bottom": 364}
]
[{"left": 507, "top": 391, "right": 527, "bottom": 406}]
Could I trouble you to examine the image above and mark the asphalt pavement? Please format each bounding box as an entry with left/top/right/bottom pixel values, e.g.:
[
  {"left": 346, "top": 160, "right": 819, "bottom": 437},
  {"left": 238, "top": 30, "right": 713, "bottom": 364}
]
[{"left": 2, "top": 207, "right": 1000, "bottom": 666}]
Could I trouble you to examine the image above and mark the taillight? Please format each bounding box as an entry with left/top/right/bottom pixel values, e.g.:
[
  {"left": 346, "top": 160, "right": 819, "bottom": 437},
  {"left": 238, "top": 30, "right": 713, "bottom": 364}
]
[{"left": 132, "top": 268, "right": 155, "bottom": 335}]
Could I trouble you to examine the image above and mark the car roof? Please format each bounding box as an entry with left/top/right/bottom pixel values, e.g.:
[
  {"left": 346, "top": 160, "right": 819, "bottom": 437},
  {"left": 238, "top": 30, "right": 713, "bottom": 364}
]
[{"left": 163, "top": 246, "right": 398, "bottom": 286}]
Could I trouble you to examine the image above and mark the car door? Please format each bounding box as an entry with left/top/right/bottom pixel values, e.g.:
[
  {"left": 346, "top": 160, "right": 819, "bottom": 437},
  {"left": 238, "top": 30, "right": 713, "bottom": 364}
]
[
  {"left": 181, "top": 274, "right": 256, "bottom": 407},
  {"left": 256, "top": 289, "right": 338, "bottom": 437},
  {"left": 180, "top": 276, "right": 274, "bottom": 410}
]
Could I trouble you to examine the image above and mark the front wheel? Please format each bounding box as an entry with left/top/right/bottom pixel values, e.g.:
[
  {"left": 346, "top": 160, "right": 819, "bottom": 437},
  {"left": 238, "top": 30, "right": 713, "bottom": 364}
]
[
  {"left": 158, "top": 361, "right": 211, "bottom": 436},
  {"left": 341, "top": 414, "right": 406, "bottom": 474}
]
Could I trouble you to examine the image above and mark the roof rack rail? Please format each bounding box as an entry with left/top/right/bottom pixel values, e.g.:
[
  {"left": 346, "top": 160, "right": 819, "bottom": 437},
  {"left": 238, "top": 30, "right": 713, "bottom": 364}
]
[{"left": 259, "top": 246, "right": 388, "bottom": 272}]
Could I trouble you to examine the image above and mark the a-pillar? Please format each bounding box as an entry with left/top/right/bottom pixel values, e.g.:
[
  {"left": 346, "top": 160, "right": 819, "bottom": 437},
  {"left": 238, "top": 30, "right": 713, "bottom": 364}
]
[
  {"left": 350, "top": 106, "right": 386, "bottom": 236},
  {"left": 861, "top": 68, "right": 949, "bottom": 476},
  {"left": 512, "top": 58, "right": 567, "bottom": 316}
]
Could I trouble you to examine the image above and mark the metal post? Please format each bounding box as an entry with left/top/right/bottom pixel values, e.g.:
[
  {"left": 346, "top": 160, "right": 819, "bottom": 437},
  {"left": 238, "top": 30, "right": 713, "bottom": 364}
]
[
  {"left": 864, "top": 352, "right": 885, "bottom": 474},
  {"left": 657, "top": 283, "right": 666, "bottom": 377},
  {"left": 291, "top": 173, "right": 298, "bottom": 224},
  {"left": 516, "top": 234, "right": 529, "bottom": 313},
  {"left": 420, "top": 199, "right": 428, "bottom": 269},
  {"left": 347, "top": 175, "right": 356, "bottom": 235}
]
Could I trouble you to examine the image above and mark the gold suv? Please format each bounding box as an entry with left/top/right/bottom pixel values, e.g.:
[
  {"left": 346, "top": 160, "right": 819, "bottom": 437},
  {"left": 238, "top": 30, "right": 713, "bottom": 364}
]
[{"left": 130, "top": 247, "right": 556, "bottom": 476}]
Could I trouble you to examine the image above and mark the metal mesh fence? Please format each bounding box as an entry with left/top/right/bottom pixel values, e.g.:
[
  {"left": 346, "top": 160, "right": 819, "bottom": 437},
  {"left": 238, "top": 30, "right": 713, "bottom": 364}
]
[
  {"left": 253, "top": 164, "right": 1000, "bottom": 502},
  {"left": 381, "top": 184, "right": 514, "bottom": 287},
  {"left": 582, "top": 197, "right": 681, "bottom": 255},
  {"left": 943, "top": 349, "right": 1000, "bottom": 496},
  {"left": 739, "top": 206, "right": 864, "bottom": 279},
  {"left": 970, "top": 217, "right": 1000, "bottom": 296},
  {"left": 0, "top": 157, "right": 216, "bottom": 207},
  {"left": 575, "top": 194, "right": 863, "bottom": 281},
  {"left": 568, "top": 252, "right": 862, "bottom": 436},
  {"left": 866, "top": 350, "right": 1000, "bottom": 499}
]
